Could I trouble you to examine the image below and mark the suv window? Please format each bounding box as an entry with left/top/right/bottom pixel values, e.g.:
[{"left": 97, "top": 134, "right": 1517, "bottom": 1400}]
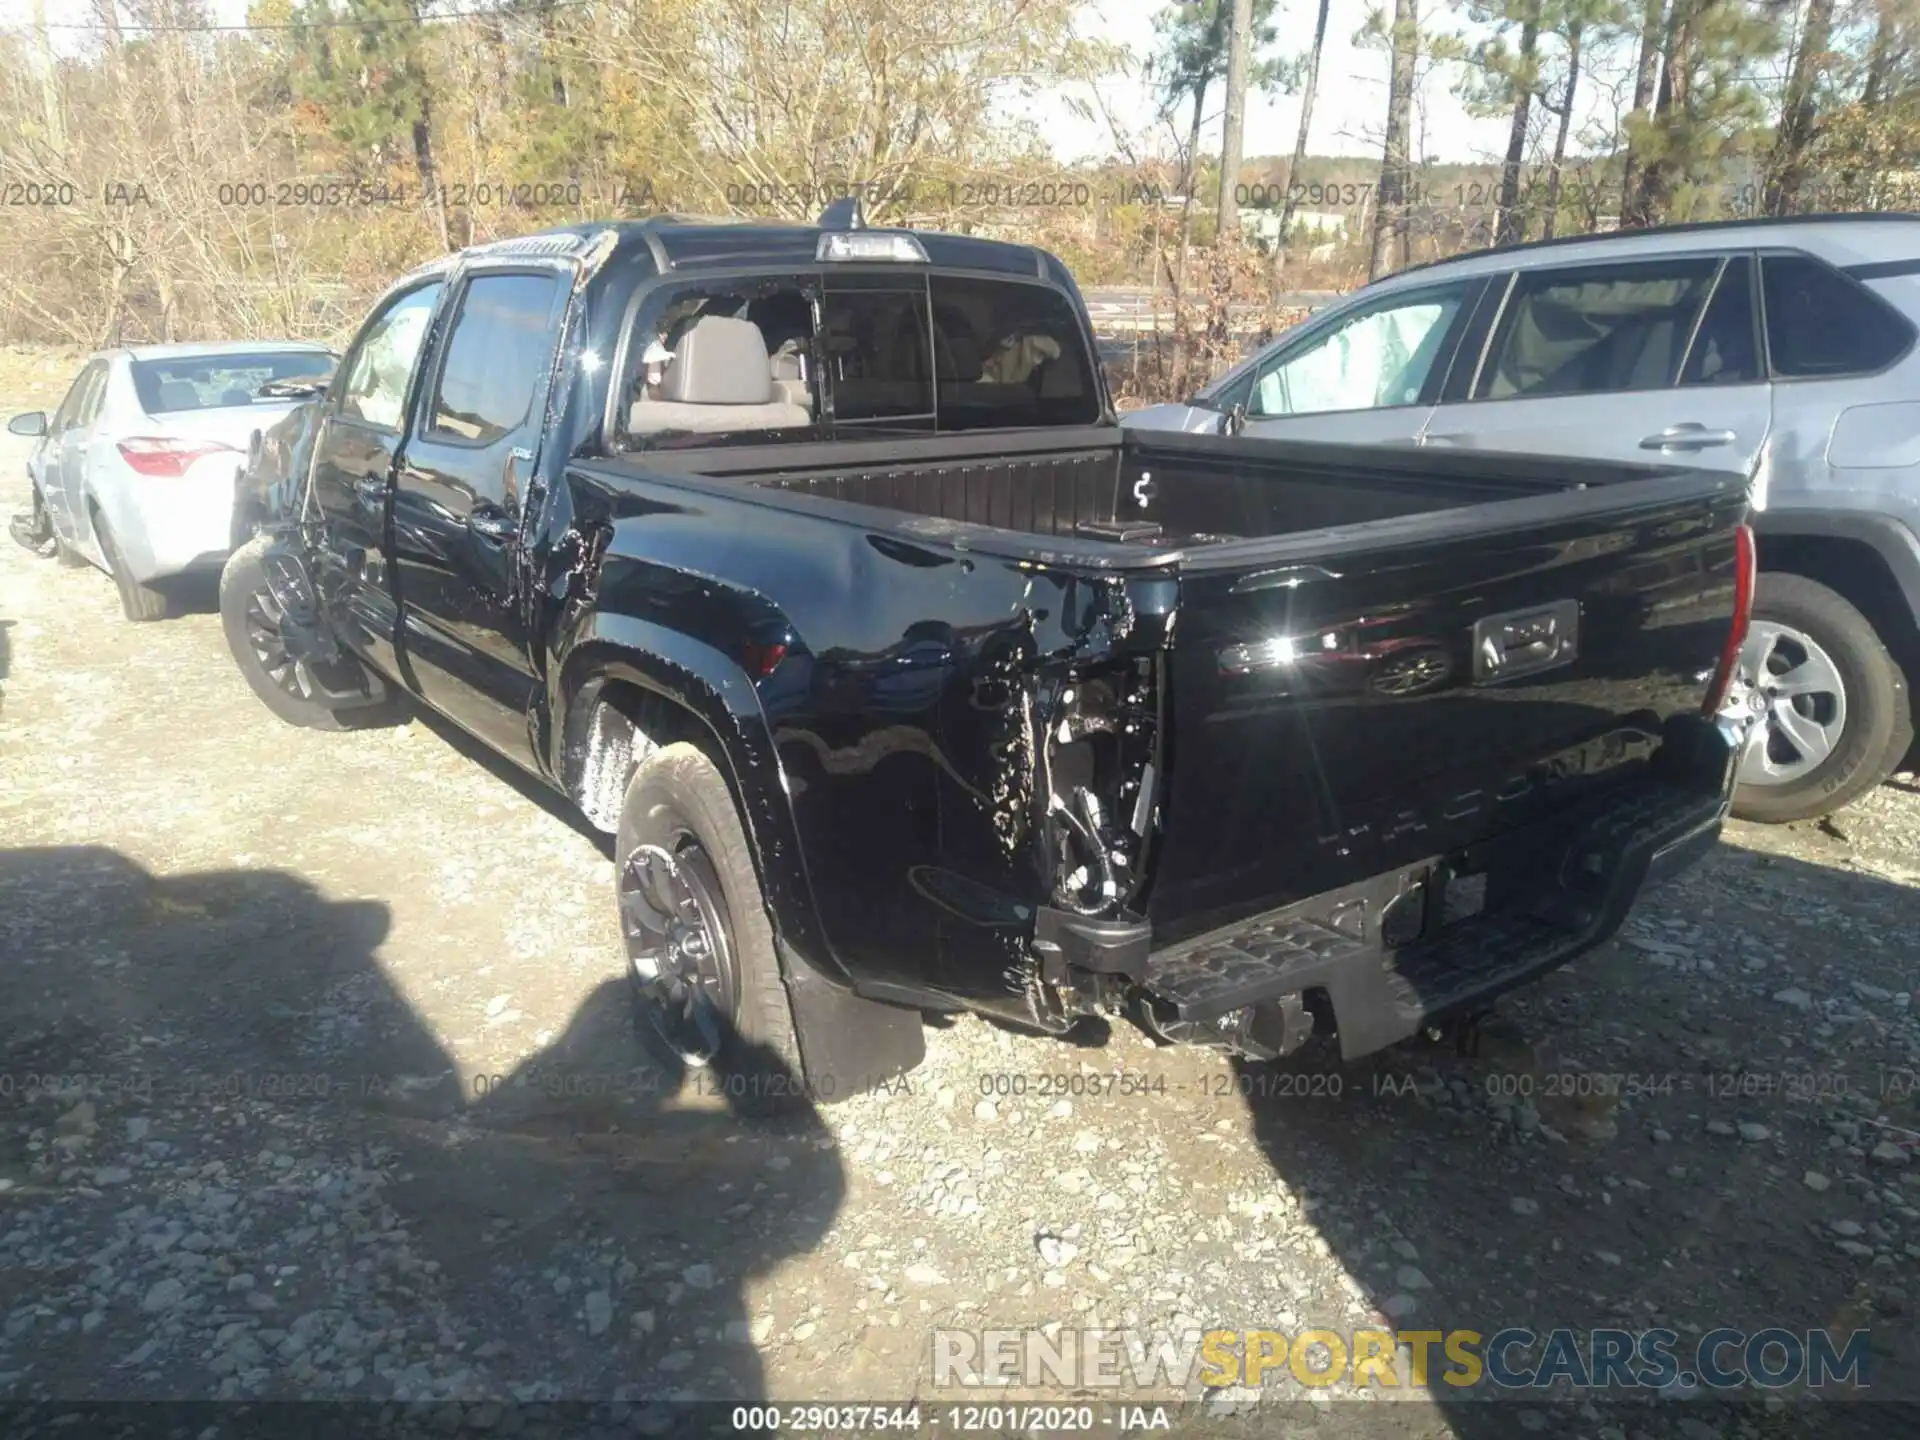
[
  {"left": 1763, "top": 253, "right": 1914, "bottom": 377},
  {"left": 623, "top": 278, "right": 818, "bottom": 448},
  {"left": 1241, "top": 283, "right": 1475, "bottom": 417},
  {"left": 428, "top": 274, "right": 562, "bottom": 443},
  {"left": 340, "top": 283, "right": 443, "bottom": 430},
  {"left": 1475, "top": 257, "right": 1719, "bottom": 399},
  {"left": 1679, "top": 257, "right": 1762, "bottom": 387},
  {"left": 929, "top": 275, "right": 1100, "bottom": 429},
  {"left": 820, "top": 286, "right": 934, "bottom": 425}
]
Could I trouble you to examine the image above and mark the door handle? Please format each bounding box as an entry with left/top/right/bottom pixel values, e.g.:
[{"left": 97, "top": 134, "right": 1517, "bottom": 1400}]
[
  {"left": 1639, "top": 424, "right": 1738, "bottom": 452},
  {"left": 352, "top": 475, "right": 387, "bottom": 508},
  {"left": 467, "top": 505, "right": 517, "bottom": 544}
]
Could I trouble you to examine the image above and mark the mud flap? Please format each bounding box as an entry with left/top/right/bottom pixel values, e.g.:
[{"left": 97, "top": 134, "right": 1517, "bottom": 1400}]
[{"left": 777, "top": 938, "right": 925, "bottom": 1102}]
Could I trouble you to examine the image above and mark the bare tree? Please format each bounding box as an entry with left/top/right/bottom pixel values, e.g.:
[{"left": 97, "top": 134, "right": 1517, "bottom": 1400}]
[
  {"left": 1370, "top": 0, "right": 1420, "bottom": 279},
  {"left": 1216, "top": 0, "right": 1255, "bottom": 237},
  {"left": 1618, "top": 0, "right": 1669, "bottom": 225},
  {"left": 1764, "top": 0, "right": 1836, "bottom": 213},
  {"left": 1271, "top": 0, "right": 1332, "bottom": 293},
  {"left": 1541, "top": 19, "right": 1587, "bottom": 237},
  {"left": 1495, "top": 0, "right": 1543, "bottom": 245}
]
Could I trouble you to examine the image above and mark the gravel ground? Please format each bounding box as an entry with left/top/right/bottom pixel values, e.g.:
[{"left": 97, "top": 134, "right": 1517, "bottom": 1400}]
[{"left": 2, "top": 353, "right": 1917, "bottom": 1439}]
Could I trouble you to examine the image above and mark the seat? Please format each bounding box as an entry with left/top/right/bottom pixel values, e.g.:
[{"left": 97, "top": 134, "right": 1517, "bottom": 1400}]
[
  {"left": 770, "top": 345, "right": 810, "bottom": 409},
  {"left": 157, "top": 379, "right": 200, "bottom": 411},
  {"left": 628, "top": 316, "right": 812, "bottom": 436}
]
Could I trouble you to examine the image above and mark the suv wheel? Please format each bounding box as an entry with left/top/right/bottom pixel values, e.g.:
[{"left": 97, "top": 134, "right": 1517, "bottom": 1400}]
[{"left": 1722, "top": 573, "right": 1911, "bottom": 824}]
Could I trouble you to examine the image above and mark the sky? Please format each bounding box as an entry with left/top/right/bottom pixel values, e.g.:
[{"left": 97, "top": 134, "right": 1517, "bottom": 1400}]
[
  {"left": 1037, "top": 0, "right": 1635, "bottom": 167},
  {"left": 6, "top": 0, "right": 1637, "bottom": 167}
]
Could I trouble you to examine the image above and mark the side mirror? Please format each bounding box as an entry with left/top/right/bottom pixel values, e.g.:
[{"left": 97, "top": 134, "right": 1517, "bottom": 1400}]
[{"left": 8, "top": 411, "right": 48, "bottom": 438}]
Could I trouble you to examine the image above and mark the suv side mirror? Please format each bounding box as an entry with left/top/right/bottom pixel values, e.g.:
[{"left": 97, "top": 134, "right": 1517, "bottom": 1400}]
[{"left": 8, "top": 411, "right": 47, "bottom": 438}]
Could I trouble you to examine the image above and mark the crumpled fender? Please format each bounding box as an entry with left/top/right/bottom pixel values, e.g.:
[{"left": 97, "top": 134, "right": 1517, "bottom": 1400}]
[{"left": 550, "top": 611, "right": 844, "bottom": 985}]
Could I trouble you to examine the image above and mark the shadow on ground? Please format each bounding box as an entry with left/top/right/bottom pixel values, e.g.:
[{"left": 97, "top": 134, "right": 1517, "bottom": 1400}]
[
  {"left": 1233, "top": 843, "right": 1916, "bottom": 1439},
  {"left": 0, "top": 845, "right": 844, "bottom": 1410}
]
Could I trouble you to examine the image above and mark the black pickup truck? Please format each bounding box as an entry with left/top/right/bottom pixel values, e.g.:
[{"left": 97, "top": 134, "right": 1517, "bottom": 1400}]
[{"left": 222, "top": 212, "right": 1752, "bottom": 1103}]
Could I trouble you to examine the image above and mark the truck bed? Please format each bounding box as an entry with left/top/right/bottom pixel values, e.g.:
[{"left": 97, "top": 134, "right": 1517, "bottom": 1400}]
[{"left": 648, "top": 427, "right": 1686, "bottom": 552}]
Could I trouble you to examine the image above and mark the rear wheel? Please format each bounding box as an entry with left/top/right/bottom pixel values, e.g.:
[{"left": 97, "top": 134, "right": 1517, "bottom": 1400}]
[
  {"left": 91, "top": 510, "right": 171, "bottom": 622},
  {"left": 615, "top": 742, "right": 808, "bottom": 1115},
  {"left": 1723, "top": 573, "right": 1910, "bottom": 824}
]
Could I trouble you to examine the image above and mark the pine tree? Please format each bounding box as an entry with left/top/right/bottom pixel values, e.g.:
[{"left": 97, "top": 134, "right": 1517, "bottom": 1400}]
[{"left": 289, "top": 0, "right": 452, "bottom": 248}]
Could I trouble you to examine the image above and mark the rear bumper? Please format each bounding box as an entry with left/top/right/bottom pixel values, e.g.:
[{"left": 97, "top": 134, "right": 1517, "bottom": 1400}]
[
  {"left": 1105, "top": 722, "right": 1736, "bottom": 1064},
  {"left": 105, "top": 458, "right": 242, "bottom": 582}
]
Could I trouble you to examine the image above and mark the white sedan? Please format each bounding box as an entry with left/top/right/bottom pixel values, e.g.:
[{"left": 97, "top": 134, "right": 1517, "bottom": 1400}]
[{"left": 8, "top": 342, "right": 336, "bottom": 621}]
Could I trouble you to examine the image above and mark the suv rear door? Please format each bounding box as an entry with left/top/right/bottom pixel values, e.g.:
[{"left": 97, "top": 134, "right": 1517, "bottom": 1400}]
[{"left": 1422, "top": 251, "right": 1772, "bottom": 474}]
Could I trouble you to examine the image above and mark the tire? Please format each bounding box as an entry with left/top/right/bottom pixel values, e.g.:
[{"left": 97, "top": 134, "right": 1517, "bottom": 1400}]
[
  {"left": 615, "top": 741, "right": 808, "bottom": 1115},
  {"left": 9, "top": 485, "right": 57, "bottom": 558},
  {"left": 1726, "top": 573, "right": 1910, "bottom": 824},
  {"left": 218, "top": 535, "right": 381, "bottom": 731},
  {"left": 91, "top": 511, "right": 170, "bottom": 622}
]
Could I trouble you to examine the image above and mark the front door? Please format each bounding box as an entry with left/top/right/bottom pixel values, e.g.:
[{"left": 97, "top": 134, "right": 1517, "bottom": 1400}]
[
  {"left": 43, "top": 360, "right": 107, "bottom": 553},
  {"left": 1421, "top": 253, "right": 1773, "bottom": 475},
  {"left": 390, "top": 267, "right": 570, "bottom": 766},
  {"left": 310, "top": 280, "right": 445, "bottom": 677},
  {"left": 1218, "top": 277, "right": 1489, "bottom": 447}
]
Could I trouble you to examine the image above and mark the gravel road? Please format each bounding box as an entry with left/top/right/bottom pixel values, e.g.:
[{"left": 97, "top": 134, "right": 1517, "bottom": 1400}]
[{"left": 2, "top": 353, "right": 1916, "bottom": 1438}]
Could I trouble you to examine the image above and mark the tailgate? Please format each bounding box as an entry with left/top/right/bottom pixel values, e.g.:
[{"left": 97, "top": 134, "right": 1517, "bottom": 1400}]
[{"left": 1146, "top": 469, "right": 1750, "bottom": 945}]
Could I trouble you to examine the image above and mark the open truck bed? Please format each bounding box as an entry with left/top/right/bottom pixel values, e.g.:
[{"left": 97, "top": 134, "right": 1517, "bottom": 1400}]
[{"left": 654, "top": 426, "right": 1682, "bottom": 550}]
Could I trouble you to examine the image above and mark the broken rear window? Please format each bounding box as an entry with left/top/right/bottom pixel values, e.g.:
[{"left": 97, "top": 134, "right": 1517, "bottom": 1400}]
[{"left": 132, "top": 352, "right": 337, "bottom": 414}]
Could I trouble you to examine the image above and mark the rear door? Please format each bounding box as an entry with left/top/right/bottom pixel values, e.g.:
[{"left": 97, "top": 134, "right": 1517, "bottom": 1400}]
[
  {"left": 391, "top": 266, "right": 570, "bottom": 765},
  {"left": 1203, "top": 277, "right": 1489, "bottom": 445},
  {"left": 311, "top": 279, "right": 445, "bottom": 675},
  {"left": 1423, "top": 252, "right": 1772, "bottom": 473},
  {"left": 1146, "top": 456, "right": 1748, "bottom": 945}
]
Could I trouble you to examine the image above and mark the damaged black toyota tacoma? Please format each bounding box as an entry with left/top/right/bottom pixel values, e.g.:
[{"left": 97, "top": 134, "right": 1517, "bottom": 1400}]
[{"left": 222, "top": 211, "right": 1753, "bottom": 1103}]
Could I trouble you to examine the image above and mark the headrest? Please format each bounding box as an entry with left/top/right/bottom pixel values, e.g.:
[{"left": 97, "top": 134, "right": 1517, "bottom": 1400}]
[
  {"left": 933, "top": 309, "right": 984, "bottom": 382},
  {"left": 659, "top": 316, "right": 774, "bottom": 405},
  {"left": 158, "top": 380, "right": 200, "bottom": 410}
]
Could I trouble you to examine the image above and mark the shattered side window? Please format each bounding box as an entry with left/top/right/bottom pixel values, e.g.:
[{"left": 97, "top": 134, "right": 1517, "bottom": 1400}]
[
  {"left": 1477, "top": 258, "right": 1720, "bottom": 400},
  {"left": 339, "top": 283, "right": 443, "bottom": 431}
]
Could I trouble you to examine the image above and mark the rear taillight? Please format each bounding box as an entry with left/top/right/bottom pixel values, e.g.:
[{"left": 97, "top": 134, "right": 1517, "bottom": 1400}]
[
  {"left": 117, "top": 436, "right": 237, "bottom": 478},
  {"left": 1702, "top": 522, "right": 1756, "bottom": 716}
]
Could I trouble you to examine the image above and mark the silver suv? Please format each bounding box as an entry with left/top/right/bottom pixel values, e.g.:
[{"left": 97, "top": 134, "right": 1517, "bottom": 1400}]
[{"left": 1126, "top": 214, "right": 1920, "bottom": 822}]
